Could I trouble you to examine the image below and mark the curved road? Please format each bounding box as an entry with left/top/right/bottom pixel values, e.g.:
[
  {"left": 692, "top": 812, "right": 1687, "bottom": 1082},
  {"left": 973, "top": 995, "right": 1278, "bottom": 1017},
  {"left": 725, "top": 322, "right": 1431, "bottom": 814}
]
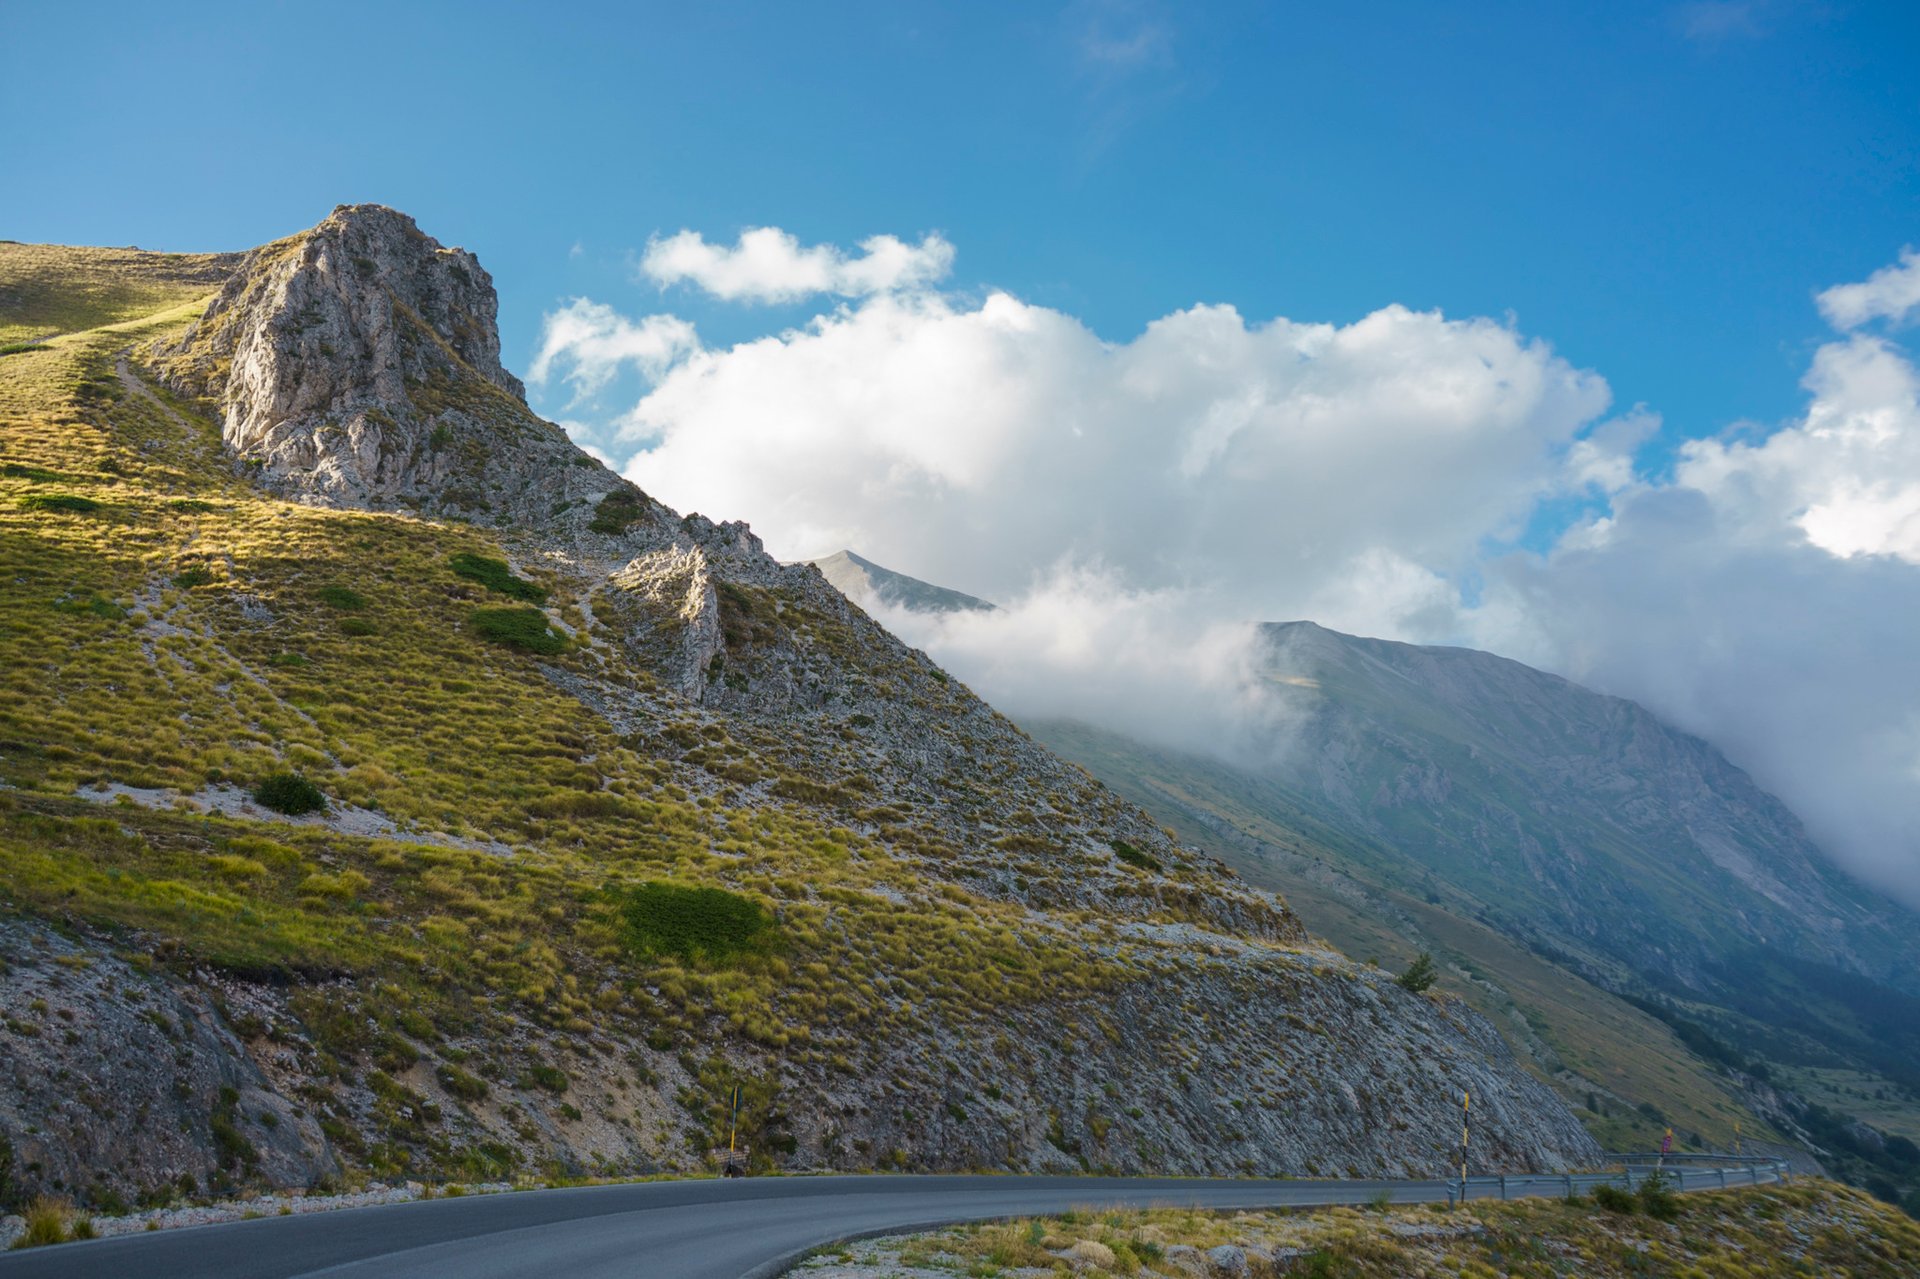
[{"left": 0, "top": 1162, "right": 1784, "bottom": 1279}]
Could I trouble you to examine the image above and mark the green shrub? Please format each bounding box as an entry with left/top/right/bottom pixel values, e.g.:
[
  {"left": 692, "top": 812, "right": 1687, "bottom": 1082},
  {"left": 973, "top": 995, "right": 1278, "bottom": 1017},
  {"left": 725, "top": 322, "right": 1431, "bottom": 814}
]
[
  {"left": 1396, "top": 952, "right": 1439, "bottom": 993},
  {"left": 51, "top": 593, "right": 125, "bottom": 619},
  {"left": 520, "top": 1064, "right": 569, "bottom": 1094},
  {"left": 618, "top": 881, "right": 774, "bottom": 965},
  {"left": 166, "top": 497, "right": 217, "bottom": 512},
  {"left": 437, "top": 1064, "right": 488, "bottom": 1101},
  {"left": 449, "top": 553, "right": 547, "bottom": 604},
  {"left": 254, "top": 772, "right": 325, "bottom": 816},
  {"left": 1110, "top": 839, "right": 1161, "bottom": 873},
  {"left": 319, "top": 585, "right": 367, "bottom": 610},
  {"left": 210, "top": 1086, "right": 258, "bottom": 1171},
  {"left": 588, "top": 489, "right": 648, "bottom": 535},
  {"left": 19, "top": 493, "right": 100, "bottom": 514},
  {"left": 1592, "top": 1182, "right": 1637, "bottom": 1213},
  {"left": 0, "top": 342, "right": 51, "bottom": 357},
  {"left": 2, "top": 463, "right": 68, "bottom": 481},
  {"left": 1638, "top": 1168, "right": 1680, "bottom": 1220},
  {"left": 339, "top": 617, "right": 379, "bottom": 637},
  {"left": 471, "top": 606, "right": 565, "bottom": 655},
  {"left": 173, "top": 567, "right": 214, "bottom": 589},
  {"left": 453, "top": 1140, "right": 515, "bottom": 1178}
]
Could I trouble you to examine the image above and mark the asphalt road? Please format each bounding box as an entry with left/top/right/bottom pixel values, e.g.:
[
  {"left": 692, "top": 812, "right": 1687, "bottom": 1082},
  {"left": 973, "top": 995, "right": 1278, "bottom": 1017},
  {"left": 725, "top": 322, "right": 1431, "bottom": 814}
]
[{"left": 0, "top": 1163, "right": 1784, "bottom": 1279}]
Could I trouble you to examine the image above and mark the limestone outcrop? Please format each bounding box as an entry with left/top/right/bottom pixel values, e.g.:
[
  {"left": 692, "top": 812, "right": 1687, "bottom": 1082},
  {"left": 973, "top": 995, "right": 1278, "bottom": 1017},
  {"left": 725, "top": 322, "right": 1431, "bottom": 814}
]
[{"left": 160, "top": 204, "right": 589, "bottom": 513}]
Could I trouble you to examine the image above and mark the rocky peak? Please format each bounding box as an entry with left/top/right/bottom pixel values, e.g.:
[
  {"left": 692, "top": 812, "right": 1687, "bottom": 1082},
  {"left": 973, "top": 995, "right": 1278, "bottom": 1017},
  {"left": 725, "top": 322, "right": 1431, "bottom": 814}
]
[{"left": 161, "top": 204, "right": 573, "bottom": 507}]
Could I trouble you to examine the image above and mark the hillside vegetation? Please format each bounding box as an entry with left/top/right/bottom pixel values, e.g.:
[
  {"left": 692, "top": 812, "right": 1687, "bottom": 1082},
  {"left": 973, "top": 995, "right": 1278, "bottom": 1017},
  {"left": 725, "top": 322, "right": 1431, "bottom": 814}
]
[
  {"left": 0, "top": 211, "right": 1598, "bottom": 1214},
  {"left": 796, "top": 1179, "right": 1920, "bottom": 1278}
]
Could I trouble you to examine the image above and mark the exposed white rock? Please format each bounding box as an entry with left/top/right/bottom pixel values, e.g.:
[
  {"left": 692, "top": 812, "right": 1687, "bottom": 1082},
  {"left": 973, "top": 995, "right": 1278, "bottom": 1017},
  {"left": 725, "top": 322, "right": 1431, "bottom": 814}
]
[{"left": 611, "top": 545, "right": 724, "bottom": 698}]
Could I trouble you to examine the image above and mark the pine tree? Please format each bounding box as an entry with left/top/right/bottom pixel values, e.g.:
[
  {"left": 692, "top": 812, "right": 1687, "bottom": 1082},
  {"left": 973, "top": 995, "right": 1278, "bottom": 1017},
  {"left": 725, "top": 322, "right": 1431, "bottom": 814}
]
[{"left": 1397, "top": 951, "right": 1438, "bottom": 993}]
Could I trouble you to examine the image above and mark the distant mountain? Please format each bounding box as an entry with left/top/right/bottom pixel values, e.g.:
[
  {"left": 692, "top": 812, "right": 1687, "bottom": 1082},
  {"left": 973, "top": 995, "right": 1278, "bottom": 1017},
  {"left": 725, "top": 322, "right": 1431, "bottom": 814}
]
[
  {"left": 806, "top": 549, "right": 995, "bottom": 615},
  {"left": 1241, "top": 620, "right": 1920, "bottom": 995}
]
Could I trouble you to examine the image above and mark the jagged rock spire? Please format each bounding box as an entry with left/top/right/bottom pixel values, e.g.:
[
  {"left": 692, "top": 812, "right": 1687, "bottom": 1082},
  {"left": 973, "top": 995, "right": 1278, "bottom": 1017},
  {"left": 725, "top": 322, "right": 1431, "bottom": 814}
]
[{"left": 162, "top": 204, "right": 565, "bottom": 507}]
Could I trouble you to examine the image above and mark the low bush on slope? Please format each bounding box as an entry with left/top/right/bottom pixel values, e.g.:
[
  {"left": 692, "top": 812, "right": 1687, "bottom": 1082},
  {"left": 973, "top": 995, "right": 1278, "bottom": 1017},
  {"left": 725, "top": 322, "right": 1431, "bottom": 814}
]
[
  {"left": 448, "top": 552, "right": 547, "bottom": 603},
  {"left": 470, "top": 605, "right": 565, "bottom": 653},
  {"left": 617, "top": 881, "right": 776, "bottom": 964}
]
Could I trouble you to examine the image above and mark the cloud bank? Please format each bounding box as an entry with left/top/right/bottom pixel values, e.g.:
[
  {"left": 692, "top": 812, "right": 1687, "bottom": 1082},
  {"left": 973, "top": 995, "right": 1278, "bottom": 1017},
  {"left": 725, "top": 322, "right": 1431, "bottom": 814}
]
[{"left": 532, "top": 233, "right": 1920, "bottom": 906}]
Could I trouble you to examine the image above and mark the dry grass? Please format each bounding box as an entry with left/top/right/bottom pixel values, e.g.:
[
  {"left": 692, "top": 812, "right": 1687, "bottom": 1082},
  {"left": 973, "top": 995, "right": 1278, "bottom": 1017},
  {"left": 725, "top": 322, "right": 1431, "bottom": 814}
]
[
  {"left": 830, "top": 1180, "right": 1920, "bottom": 1278},
  {"left": 13, "top": 1196, "right": 73, "bottom": 1248},
  {"left": 0, "top": 241, "right": 232, "bottom": 344}
]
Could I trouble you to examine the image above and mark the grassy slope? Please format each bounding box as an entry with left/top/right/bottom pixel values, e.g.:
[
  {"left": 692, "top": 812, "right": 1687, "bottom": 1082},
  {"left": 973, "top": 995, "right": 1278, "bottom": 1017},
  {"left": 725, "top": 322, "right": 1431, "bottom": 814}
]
[
  {"left": 13, "top": 244, "right": 1458, "bottom": 1205},
  {"left": 1781, "top": 1069, "right": 1920, "bottom": 1144},
  {"left": 806, "top": 1179, "right": 1920, "bottom": 1278},
  {"left": 1029, "top": 718, "right": 1779, "bottom": 1154},
  {"left": 0, "top": 242, "right": 234, "bottom": 344},
  {"left": 0, "top": 248, "right": 1137, "bottom": 1161}
]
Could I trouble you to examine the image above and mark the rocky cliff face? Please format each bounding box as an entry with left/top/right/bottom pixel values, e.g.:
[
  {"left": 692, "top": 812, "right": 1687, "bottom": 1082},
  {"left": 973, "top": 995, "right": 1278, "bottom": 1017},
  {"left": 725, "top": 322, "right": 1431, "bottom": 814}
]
[
  {"left": 159, "top": 205, "right": 597, "bottom": 515},
  {"left": 0, "top": 209, "right": 1600, "bottom": 1212}
]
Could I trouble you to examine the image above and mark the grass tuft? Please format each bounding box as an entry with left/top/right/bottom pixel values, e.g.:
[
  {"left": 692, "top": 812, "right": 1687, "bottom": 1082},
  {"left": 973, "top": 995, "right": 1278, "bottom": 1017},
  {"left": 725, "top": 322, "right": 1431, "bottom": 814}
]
[
  {"left": 2, "top": 462, "right": 70, "bottom": 481},
  {"left": 15, "top": 1196, "right": 72, "bottom": 1248}
]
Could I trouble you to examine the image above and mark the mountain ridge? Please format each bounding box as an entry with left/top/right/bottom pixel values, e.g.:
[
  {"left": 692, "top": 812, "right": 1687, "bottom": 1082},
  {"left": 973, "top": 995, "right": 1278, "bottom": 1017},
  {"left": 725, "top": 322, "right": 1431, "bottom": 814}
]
[
  {"left": 805, "top": 549, "right": 996, "bottom": 615},
  {"left": 1251, "top": 618, "right": 1920, "bottom": 993}
]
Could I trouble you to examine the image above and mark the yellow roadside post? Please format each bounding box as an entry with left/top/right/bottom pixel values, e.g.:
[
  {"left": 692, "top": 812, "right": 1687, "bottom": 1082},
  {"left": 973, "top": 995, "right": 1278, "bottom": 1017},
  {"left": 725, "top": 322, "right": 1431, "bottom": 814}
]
[{"left": 726, "top": 1082, "right": 743, "bottom": 1177}]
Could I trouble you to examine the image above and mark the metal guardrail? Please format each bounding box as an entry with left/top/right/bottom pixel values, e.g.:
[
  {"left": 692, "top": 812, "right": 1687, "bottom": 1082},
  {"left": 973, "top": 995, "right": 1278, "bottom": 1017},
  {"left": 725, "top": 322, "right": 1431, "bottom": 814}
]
[{"left": 1445, "top": 1153, "right": 1791, "bottom": 1204}]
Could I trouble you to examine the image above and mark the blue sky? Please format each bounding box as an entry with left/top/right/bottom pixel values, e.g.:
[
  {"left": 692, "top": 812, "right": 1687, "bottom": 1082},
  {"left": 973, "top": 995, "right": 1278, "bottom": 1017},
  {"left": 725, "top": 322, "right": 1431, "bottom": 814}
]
[
  {"left": 4, "top": 1, "right": 1916, "bottom": 446},
  {"left": 6, "top": 2, "right": 1920, "bottom": 898}
]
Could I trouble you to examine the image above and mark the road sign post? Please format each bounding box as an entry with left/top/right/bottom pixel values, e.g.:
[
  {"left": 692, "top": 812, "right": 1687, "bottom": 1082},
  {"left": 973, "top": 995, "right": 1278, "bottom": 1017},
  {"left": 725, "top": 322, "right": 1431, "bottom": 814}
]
[
  {"left": 718, "top": 1082, "right": 747, "bottom": 1178},
  {"left": 1459, "top": 1090, "right": 1470, "bottom": 1202}
]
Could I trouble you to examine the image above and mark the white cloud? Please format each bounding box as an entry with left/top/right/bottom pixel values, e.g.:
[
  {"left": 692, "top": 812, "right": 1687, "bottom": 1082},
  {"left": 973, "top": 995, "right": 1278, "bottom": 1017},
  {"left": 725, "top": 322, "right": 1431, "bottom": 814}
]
[
  {"left": 621, "top": 290, "right": 1611, "bottom": 627},
  {"left": 557, "top": 229, "right": 1920, "bottom": 907},
  {"left": 529, "top": 299, "right": 699, "bottom": 400},
  {"left": 640, "top": 227, "right": 955, "bottom": 304},
  {"left": 1674, "top": 331, "right": 1920, "bottom": 562},
  {"left": 1817, "top": 246, "right": 1920, "bottom": 331},
  {"left": 878, "top": 561, "right": 1278, "bottom": 760}
]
